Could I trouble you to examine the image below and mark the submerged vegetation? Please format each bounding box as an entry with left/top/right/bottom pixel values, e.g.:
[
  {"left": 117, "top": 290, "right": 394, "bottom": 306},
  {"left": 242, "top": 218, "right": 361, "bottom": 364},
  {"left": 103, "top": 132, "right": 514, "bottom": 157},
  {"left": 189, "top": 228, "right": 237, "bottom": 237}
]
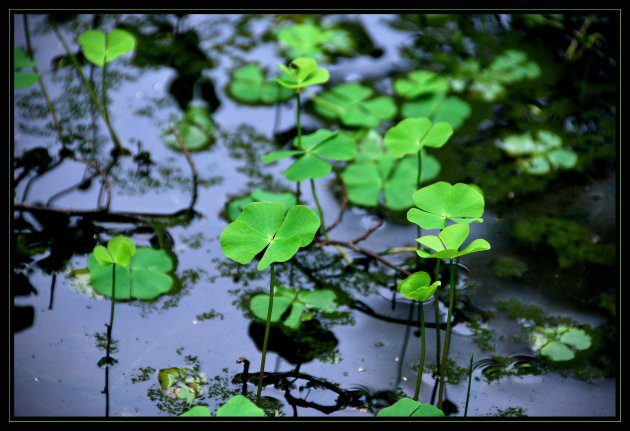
[{"left": 12, "top": 12, "right": 617, "bottom": 420}]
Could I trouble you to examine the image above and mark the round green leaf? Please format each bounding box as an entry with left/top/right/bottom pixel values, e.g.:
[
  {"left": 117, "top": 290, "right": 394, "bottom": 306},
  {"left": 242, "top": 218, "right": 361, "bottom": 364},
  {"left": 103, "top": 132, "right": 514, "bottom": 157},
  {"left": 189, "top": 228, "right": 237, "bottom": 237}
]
[
  {"left": 216, "top": 395, "right": 265, "bottom": 417},
  {"left": 227, "top": 189, "right": 296, "bottom": 222},
  {"left": 92, "top": 245, "right": 114, "bottom": 267},
  {"left": 275, "top": 205, "right": 322, "bottom": 246},
  {"left": 228, "top": 64, "right": 293, "bottom": 105},
  {"left": 377, "top": 397, "right": 445, "bottom": 417},
  {"left": 385, "top": 118, "right": 453, "bottom": 158},
  {"left": 398, "top": 272, "right": 440, "bottom": 302},
  {"left": 408, "top": 182, "right": 485, "bottom": 229},
  {"left": 88, "top": 247, "right": 174, "bottom": 300},
  {"left": 559, "top": 328, "right": 591, "bottom": 351},
  {"left": 107, "top": 236, "right": 136, "bottom": 268},
  {"left": 180, "top": 405, "right": 211, "bottom": 417},
  {"left": 250, "top": 294, "right": 293, "bottom": 322},
  {"left": 257, "top": 235, "right": 301, "bottom": 270},
  {"left": 284, "top": 153, "right": 332, "bottom": 182},
  {"left": 402, "top": 95, "right": 471, "bottom": 129},
  {"left": 541, "top": 341, "right": 575, "bottom": 361},
  {"left": 297, "top": 289, "right": 337, "bottom": 312},
  {"left": 341, "top": 162, "right": 382, "bottom": 207},
  {"left": 78, "top": 29, "right": 136, "bottom": 67}
]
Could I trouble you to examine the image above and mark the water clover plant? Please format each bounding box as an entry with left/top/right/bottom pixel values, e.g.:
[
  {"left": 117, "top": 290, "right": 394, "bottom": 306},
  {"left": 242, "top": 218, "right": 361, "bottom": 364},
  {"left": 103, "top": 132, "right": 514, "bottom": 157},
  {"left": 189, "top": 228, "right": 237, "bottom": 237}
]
[
  {"left": 313, "top": 82, "right": 397, "bottom": 128},
  {"left": 227, "top": 189, "right": 297, "bottom": 222},
  {"left": 219, "top": 201, "right": 320, "bottom": 404},
  {"left": 407, "top": 182, "right": 485, "bottom": 230},
  {"left": 14, "top": 47, "right": 39, "bottom": 89},
  {"left": 158, "top": 366, "right": 206, "bottom": 403},
  {"left": 261, "top": 129, "right": 356, "bottom": 182},
  {"left": 341, "top": 130, "right": 440, "bottom": 210},
  {"left": 249, "top": 286, "right": 337, "bottom": 329},
  {"left": 397, "top": 271, "right": 440, "bottom": 400},
  {"left": 384, "top": 118, "right": 453, "bottom": 159},
  {"left": 530, "top": 325, "right": 592, "bottom": 361},
  {"left": 394, "top": 70, "right": 449, "bottom": 100},
  {"left": 179, "top": 395, "right": 265, "bottom": 417},
  {"left": 77, "top": 29, "right": 136, "bottom": 66},
  {"left": 402, "top": 94, "right": 471, "bottom": 130},
  {"left": 416, "top": 223, "right": 491, "bottom": 259},
  {"left": 276, "top": 57, "right": 330, "bottom": 90},
  {"left": 377, "top": 397, "right": 444, "bottom": 417},
  {"left": 165, "top": 103, "right": 216, "bottom": 152},
  {"left": 276, "top": 22, "right": 337, "bottom": 59},
  {"left": 498, "top": 130, "right": 577, "bottom": 175},
  {"left": 228, "top": 64, "right": 293, "bottom": 105}
]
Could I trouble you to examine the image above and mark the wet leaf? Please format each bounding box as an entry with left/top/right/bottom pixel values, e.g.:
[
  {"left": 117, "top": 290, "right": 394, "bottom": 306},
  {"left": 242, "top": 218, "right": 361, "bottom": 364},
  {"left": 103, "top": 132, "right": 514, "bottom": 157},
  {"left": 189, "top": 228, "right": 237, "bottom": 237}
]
[
  {"left": 313, "top": 82, "right": 396, "bottom": 128},
  {"left": 220, "top": 202, "right": 320, "bottom": 270},
  {"left": 216, "top": 395, "right": 265, "bottom": 417},
  {"left": 78, "top": 29, "right": 136, "bottom": 66},
  {"left": 88, "top": 247, "right": 174, "bottom": 300},
  {"left": 262, "top": 129, "right": 356, "bottom": 182},
  {"left": 14, "top": 47, "right": 39, "bottom": 89},
  {"left": 407, "top": 182, "right": 485, "bottom": 229},
  {"left": 384, "top": 118, "right": 453, "bottom": 158},
  {"left": 227, "top": 189, "right": 297, "bottom": 222},
  {"left": 377, "top": 397, "right": 445, "bottom": 417},
  {"left": 228, "top": 64, "right": 293, "bottom": 105},
  {"left": 397, "top": 271, "right": 441, "bottom": 302}
]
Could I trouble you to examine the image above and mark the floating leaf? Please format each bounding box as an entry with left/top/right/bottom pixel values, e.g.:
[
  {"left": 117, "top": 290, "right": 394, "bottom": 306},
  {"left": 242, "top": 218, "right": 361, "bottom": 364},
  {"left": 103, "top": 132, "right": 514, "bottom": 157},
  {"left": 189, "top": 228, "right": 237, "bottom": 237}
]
[
  {"left": 341, "top": 131, "right": 440, "bottom": 210},
  {"left": 78, "top": 28, "right": 136, "bottom": 66},
  {"left": 220, "top": 202, "right": 320, "bottom": 271},
  {"left": 165, "top": 104, "right": 216, "bottom": 152},
  {"left": 216, "top": 395, "right": 265, "bottom": 417},
  {"left": 394, "top": 70, "right": 449, "bottom": 99},
  {"left": 397, "top": 271, "right": 441, "bottom": 302},
  {"left": 276, "top": 23, "right": 336, "bottom": 59},
  {"left": 313, "top": 82, "right": 396, "bottom": 128},
  {"left": 402, "top": 94, "right": 471, "bottom": 129},
  {"left": 88, "top": 247, "right": 174, "bottom": 300},
  {"left": 487, "top": 49, "right": 541, "bottom": 83},
  {"left": 530, "top": 325, "right": 591, "bottom": 362},
  {"left": 227, "top": 64, "right": 293, "bottom": 105},
  {"left": 416, "top": 223, "right": 491, "bottom": 259},
  {"left": 180, "top": 405, "right": 212, "bottom": 417},
  {"left": 499, "top": 130, "right": 577, "bottom": 175},
  {"left": 385, "top": 118, "right": 453, "bottom": 158},
  {"left": 158, "top": 367, "right": 206, "bottom": 403},
  {"left": 407, "top": 182, "right": 485, "bottom": 229},
  {"left": 262, "top": 129, "right": 356, "bottom": 182},
  {"left": 276, "top": 57, "right": 330, "bottom": 90},
  {"left": 377, "top": 397, "right": 445, "bottom": 417},
  {"left": 92, "top": 236, "right": 136, "bottom": 268},
  {"left": 249, "top": 286, "right": 337, "bottom": 329},
  {"left": 227, "top": 189, "right": 297, "bottom": 222},
  {"left": 14, "top": 47, "right": 39, "bottom": 89}
]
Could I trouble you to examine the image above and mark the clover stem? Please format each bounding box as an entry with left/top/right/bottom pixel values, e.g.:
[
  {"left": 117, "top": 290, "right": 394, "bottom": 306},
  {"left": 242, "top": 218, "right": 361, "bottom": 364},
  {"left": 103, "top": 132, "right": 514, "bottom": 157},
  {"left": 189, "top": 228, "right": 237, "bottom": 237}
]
[
  {"left": 102, "top": 63, "right": 110, "bottom": 124},
  {"left": 464, "top": 352, "right": 474, "bottom": 417},
  {"left": 415, "top": 150, "right": 423, "bottom": 270},
  {"left": 256, "top": 263, "right": 275, "bottom": 406},
  {"left": 438, "top": 258, "right": 456, "bottom": 409},
  {"left": 434, "top": 259, "right": 442, "bottom": 380},
  {"left": 105, "top": 263, "right": 116, "bottom": 360},
  {"left": 413, "top": 302, "right": 426, "bottom": 401},
  {"left": 310, "top": 179, "right": 328, "bottom": 239},
  {"left": 295, "top": 92, "right": 302, "bottom": 202}
]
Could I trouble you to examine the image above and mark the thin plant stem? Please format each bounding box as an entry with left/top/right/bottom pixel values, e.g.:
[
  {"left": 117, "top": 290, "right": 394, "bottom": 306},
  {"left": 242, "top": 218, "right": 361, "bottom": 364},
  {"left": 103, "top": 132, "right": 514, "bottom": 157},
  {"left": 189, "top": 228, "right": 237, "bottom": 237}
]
[
  {"left": 416, "top": 150, "right": 423, "bottom": 270},
  {"left": 102, "top": 63, "right": 110, "bottom": 123},
  {"left": 434, "top": 259, "right": 442, "bottom": 381},
  {"left": 105, "top": 264, "right": 116, "bottom": 359},
  {"left": 438, "top": 259, "right": 456, "bottom": 409},
  {"left": 413, "top": 302, "right": 426, "bottom": 401},
  {"left": 464, "top": 352, "right": 474, "bottom": 417},
  {"left": 310, "top": 178, "right": 328, "bottom": 239},
  {"left": 295, "top": 92, "right": 302, "bottom": 201},
  {"left": 256, "top": 263, "right": 275, "bottom": 405}
]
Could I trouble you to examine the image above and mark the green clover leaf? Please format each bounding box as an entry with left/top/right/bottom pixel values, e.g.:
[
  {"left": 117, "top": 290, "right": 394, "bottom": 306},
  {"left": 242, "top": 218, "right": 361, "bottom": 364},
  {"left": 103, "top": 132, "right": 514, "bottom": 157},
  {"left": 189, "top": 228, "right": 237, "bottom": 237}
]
[
  {"left": 228, "top": 64, "right": 293, "bottom": 105},
  {"left": 384, "top": 117, "right": 453, "bottom": 158},
  {"left": 14, "top": 47, "right": 39, "bottom": 89},
  {"left": 416, "top": 223, "right": 491, "bottom": 259},
  {"left": 78, "top": 29, "right": 136, "bottom": 67},
  {"left": 394, "top": 70, "right": 449, "bottom": 100},
  {"left": 220, "top": 202, "right": 320, "bottom": 270},
  {"left": 397, "top": 271, "right": 441, "bottom": 303},
  {"left": 227, "top": 189, "right": 297, "bottom": 222},
  {"left": 276, "top": 57, "right": 330, "bottom": 90},
  {"left": 92, "top": 236, "right": 136, "bottom": 268},
  {"left": 377, "top": 397, "right": 445, "bottom": 417},
  {"left": 407, "top": 182, "right": 485, "bottom": 230},
  {"left": 261, "top": 129, "right": 356, "bottom": 182}
]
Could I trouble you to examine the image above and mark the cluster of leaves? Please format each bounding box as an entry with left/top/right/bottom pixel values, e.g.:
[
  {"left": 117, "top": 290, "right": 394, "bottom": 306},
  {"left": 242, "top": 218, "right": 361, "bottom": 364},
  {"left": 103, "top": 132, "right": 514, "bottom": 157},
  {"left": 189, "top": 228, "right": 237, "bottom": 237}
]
[
  {"left": 274, "top": 21, "right": 355, "bottom": 60},
  {"left": 451, "top": 50, "right": 541, "bottom": 101},
  {"left": 89, "top": 236, "right": 175, "bottom": 300},
  {"left": 498, "top": 130, "right": 577, "bottom": 175},
  {"left": 394, "top": 70, "right": 471, "bottom": 129},
  {"left": 340, "top": 130, "right": 440, "bottom": 210},
  {"left": 276, "top": 57, "right": 330, "bottom": 90},
  {"left": 530, "top": 325, "right": 592, "bottom": 361},
  {"left": 158, "top": 366, "right": 207, "bottom": 403},
  {"left": 227, "top": 64, "right": 293, "bottom": 105},
  {"left": 249, "top": 285, "right": 338, "bottom": 329}
]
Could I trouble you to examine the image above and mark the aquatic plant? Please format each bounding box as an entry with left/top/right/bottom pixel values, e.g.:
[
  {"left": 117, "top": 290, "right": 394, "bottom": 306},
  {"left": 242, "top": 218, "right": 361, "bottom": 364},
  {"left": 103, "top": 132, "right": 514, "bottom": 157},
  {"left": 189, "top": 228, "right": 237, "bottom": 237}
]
[
  {"left": 377, "top": 397, "right": 444, "bottom": 417},
  {"left": 227, "top": 189, "right": 297, "bottom": 222},
  {"left": 498, "top": 130, "right": 577, "bottom": 175},
  {"left": 13, "top": 47, "right": 39, "bottom": 89},
  {"left": 220, "top": 201, "right": 320, "bottom": 404},
  {"left": 179, "top": 395, "right": 265, "bottom": 417},
  {"left": 530, "top": 325, "right": 592, "bottom": 361},
  {"left": 228, "top": 64, "right": 293, "bottom": 105}
]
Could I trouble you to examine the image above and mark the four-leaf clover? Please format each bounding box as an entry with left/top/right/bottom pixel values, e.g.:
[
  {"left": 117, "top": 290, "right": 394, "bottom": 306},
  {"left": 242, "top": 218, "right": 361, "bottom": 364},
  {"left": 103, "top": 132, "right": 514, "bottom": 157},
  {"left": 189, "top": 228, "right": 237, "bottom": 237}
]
[
  {"left": 276, "top": 57, "right": 330, "bottom": 90},
  {"left": 416, "top": 223, "right": 490, "bottom": 259},
  {"left": 220, "top": 202, "right": 320, "bottom": 270}
]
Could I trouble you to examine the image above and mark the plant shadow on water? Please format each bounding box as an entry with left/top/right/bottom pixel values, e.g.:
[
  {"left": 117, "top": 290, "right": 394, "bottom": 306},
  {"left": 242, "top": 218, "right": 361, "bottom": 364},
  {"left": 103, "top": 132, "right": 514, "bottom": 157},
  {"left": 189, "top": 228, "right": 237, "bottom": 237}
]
[{"left": 12, "top": 13, "right": 617, "bottom": 419}]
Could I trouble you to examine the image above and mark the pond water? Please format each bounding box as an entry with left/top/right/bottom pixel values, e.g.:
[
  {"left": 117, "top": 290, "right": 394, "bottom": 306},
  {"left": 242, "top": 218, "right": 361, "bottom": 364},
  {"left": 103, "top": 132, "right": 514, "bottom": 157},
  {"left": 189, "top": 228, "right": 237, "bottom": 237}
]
[{"left": 12, "top": 13, "right": 617, "bottom": 418}]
